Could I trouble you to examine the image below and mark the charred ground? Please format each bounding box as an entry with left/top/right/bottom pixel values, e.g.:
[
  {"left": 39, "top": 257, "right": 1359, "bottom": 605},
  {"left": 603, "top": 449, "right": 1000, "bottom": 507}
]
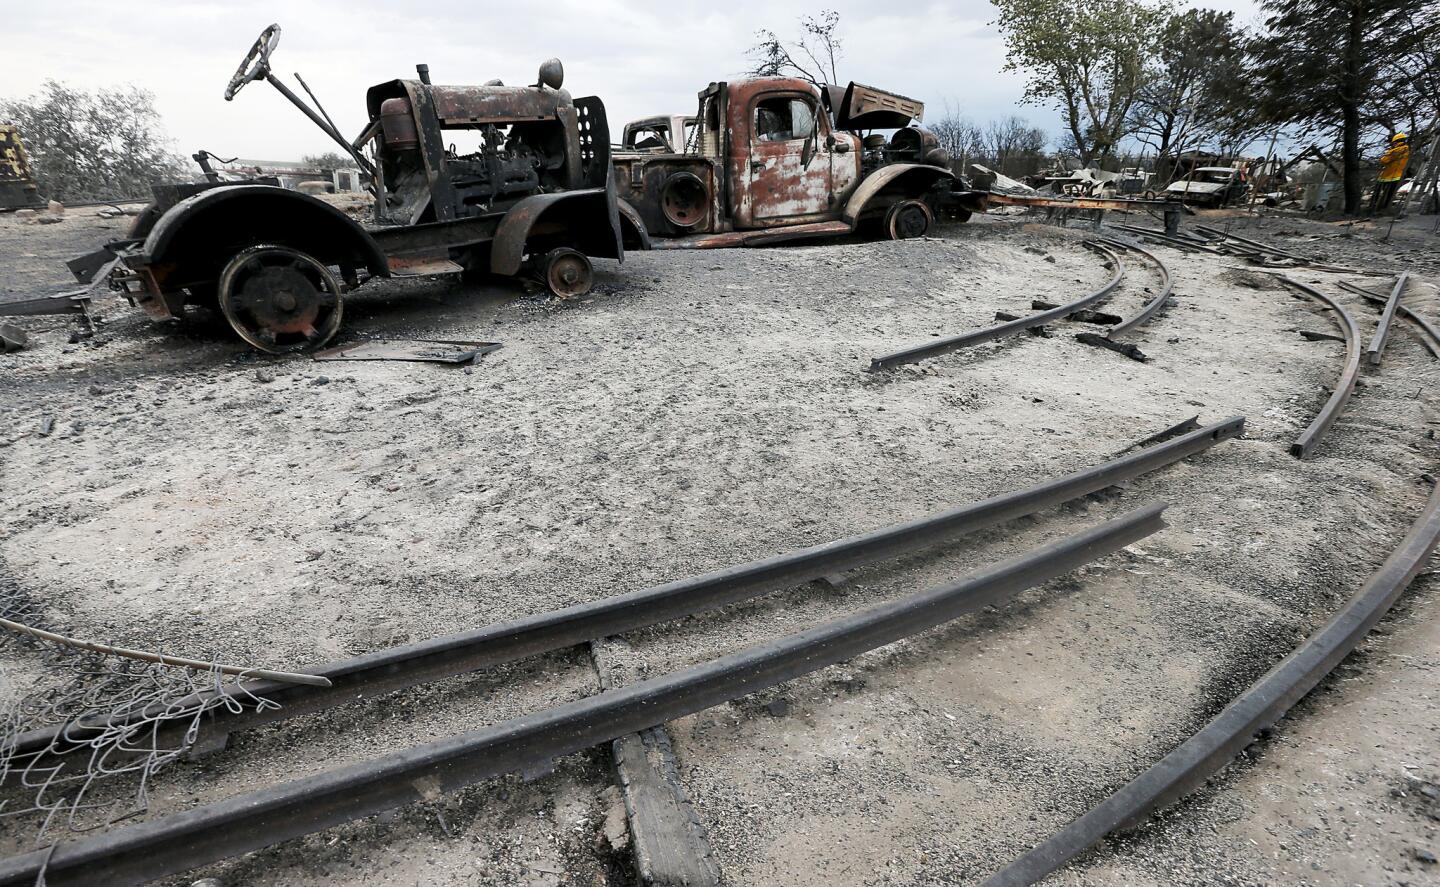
[{"left": 0, "top": 206, "right": 1437, "bottom": 886}]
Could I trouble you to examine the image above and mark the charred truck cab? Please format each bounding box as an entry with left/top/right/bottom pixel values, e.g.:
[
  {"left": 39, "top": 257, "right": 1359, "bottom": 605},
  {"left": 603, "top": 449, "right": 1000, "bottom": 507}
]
[
  {"left": 69, "top": 25, "right": 621, "bottom": 353},
  {"left": 611, "top": 78, "right": 985, "bottom": 248}
]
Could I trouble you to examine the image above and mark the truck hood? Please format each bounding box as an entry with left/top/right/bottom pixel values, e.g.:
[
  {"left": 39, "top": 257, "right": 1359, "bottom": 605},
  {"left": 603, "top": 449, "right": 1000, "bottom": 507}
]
[{"left": 831, "top": 82, "right": 924, "bottom": 129}]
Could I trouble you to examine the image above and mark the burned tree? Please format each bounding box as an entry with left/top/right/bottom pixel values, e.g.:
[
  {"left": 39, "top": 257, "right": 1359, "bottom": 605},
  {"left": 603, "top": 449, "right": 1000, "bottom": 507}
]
[
  {"left": 929, "top": 104, "right": 987, "bottom": 174},
  {"left": 983, "top": 115, "right": 1049, "bottom": 177},
  {"left": 747, "top": 9, "right": 843, "bottom": 89}
]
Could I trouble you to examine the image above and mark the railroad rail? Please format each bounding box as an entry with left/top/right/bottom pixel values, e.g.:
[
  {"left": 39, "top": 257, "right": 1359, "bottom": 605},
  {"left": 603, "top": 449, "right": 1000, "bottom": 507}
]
[
  {"left": 1191, "top": 224, "right": 1393, "bottom": 276},
  {"left": 1093, "top": 237, "right": 1174, "bottom": 338},
  {"left": 1339, "top": 278, "right": 1440, "bottom": 359},
  {"left": 1364, "top": 272, "right": 1411, "bottom": 365},
  {"left": 981, "top": 478, "right": 1440, "bottom": 886},
  {"left": 869, "top": 241, "right": 1125, "bottom": 370},
  {"left": 8, "top": 416, "right": 1245, "bottom": 768},
  {"left": 1107, "top": 223, "right": 1223, "bottom": 255},
  {"left": 0, "top": 505, "right": 1173, "bottom": 887},
  {"left": 1274, "top": 276, "right": 1361, "bottom": 459}
]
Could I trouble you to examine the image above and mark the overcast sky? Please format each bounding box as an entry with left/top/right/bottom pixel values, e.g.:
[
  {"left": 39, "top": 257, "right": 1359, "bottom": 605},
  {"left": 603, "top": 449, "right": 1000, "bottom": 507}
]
[{"left": 5, "top": 0, "right": 1263, "bottom": 163}]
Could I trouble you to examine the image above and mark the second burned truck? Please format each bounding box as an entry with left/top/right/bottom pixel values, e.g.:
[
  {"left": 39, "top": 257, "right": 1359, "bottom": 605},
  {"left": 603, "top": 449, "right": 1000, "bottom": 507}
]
[{"left": 611, "top": 79, "right": 987, "bottom": 247}]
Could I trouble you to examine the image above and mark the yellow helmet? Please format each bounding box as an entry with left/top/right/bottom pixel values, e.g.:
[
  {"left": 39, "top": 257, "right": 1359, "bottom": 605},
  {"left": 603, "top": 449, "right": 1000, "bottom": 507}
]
[{"left": 1392, "top": 132, "right": 1408, "bottom": 142}]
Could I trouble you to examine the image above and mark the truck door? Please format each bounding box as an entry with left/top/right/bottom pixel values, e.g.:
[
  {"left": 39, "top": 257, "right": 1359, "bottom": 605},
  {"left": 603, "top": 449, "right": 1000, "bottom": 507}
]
[{"left": 746, "top": 94, "right": 831, "bottom": 224}]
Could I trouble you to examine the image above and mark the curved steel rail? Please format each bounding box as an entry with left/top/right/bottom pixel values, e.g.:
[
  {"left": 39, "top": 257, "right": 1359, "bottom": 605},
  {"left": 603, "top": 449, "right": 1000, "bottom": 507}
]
[
  {"left": 1364, "top": 272, "right": 1411, "bottom": 366},
  {"left": 1192, "top": 224, "right": 1388, "bottom": 276},
  {"left": 980, "top": 480, "right": 1440, "bottom": 887},
  {"left": 9, "top": 418, "right": 1245, "bottom": 764},
  {"left": 1095, "top": 237, "right": 1174, "bottom": 337},
  {"left": 1275, "top": 277, "right": 1361, "bottom": 460},
  {"left": 0, "top": 506, "right": 1171, "bottom": 887},
  {"left": 1107, "top": 223, "right": 1223, "bottom": 255},
  {"left": 869, "top": 241, "right": 1125, "bottom": 370},
  {"left": 1338, "top": 278, "right": 1440, "bottom": 359}
]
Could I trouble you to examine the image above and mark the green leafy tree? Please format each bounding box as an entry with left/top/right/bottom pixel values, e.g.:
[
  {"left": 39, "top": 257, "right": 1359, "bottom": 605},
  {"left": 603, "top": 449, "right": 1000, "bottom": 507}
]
[
  {"left": 301, "top": 152, "right": 352, "bottom": 171},
  {"left": 1249, "top": 0, "right": 1439, "bottom": 213},
  {"left": 1129, "top": 10, "right": 1249, "bottom": 164},
  {"left": 991, "top": 0, "right": 1171, "bottom": 165},
  {"left": 0, "top": 80, "right": 185, "bottom": 202}
]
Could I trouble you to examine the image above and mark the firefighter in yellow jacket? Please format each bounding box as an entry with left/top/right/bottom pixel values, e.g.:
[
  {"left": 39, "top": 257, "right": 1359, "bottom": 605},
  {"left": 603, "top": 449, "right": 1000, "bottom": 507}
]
[{"left": 1372, "top": 132, "right": 1410, "bottom": 211}]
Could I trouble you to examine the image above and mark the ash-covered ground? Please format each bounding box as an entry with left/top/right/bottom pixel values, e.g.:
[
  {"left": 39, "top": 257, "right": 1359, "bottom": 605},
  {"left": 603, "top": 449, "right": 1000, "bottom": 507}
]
[{"left": 1, "top": 204, "right": 1437, "bottom": 886}]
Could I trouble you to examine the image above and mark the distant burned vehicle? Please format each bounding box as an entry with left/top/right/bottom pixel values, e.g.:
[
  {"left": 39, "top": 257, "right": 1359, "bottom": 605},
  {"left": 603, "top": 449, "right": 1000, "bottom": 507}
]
[
  {"left": 70, "top": 25, "right": 621, "bottom": 353},
  {"left": 0, "top": 125, "right": 44, "bottom": 211},
  {"left": 620, "top": 115, "right": 696, "bottom": 152},
  {"left": 610, "top": 79, "right": 986, "bottom": 247},
  {"left": 1165, "top": 166, "right": 1247, "bottom": 208}
]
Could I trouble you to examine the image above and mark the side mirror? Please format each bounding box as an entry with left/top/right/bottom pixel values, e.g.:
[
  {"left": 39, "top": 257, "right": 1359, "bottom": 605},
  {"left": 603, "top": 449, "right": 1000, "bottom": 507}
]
[
  {"left": 825, "top": 134, "right": 836, "bottom": 148},
  {"left": 536, "top": 58, "right": 564, "bottom": 90},
  {"left": 833, "top": 140, "right": 851, "bottom": 154}
]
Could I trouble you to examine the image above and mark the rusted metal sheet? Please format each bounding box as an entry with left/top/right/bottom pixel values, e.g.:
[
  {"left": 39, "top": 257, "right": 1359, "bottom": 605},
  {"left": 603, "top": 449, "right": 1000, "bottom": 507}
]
[
  {"left": 613, "top": 156, "right": 722, "bottom": 236},
  {"left": 431, "top": 84, "right": 565, "bottom": 124},
  {"left": 648, "top": 220, "right": 852, "bottom": 249},
  {"left": 834, "top": 82, "right": 923, "bottom": 129}
]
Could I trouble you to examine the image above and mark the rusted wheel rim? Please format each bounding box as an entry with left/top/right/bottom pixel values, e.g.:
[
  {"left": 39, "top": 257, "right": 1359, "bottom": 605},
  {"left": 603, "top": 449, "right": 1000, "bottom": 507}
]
[
  {"left": 660, "top": 172, "right": 707, "bottom": 228},
  {"left": 542, "top": 248, "right": 593, "bottom": 299},
  {"left": 218, "top": 245, "right": 343, "bottom": 353},
  {"left": 885, "top": 199, "right": 932, "bottom": 240}
]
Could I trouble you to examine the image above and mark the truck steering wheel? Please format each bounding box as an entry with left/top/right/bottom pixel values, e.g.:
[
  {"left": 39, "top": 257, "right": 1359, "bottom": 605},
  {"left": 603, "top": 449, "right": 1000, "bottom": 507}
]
[{"left": 224, "top": 24, "right": 281, "bottom": 101}]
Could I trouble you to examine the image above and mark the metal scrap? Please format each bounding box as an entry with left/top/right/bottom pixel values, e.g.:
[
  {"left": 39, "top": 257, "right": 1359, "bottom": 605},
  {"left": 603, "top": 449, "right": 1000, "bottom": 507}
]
[
  {"left": 0, "top": 323, "right": 25, "bottom": 352},
  {"left": 312, "top": 339, "right": 502, "bottom": 364}
]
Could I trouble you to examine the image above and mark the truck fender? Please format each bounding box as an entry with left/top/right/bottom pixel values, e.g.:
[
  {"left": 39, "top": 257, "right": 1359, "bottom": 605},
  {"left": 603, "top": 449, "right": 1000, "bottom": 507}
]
[
  {"left": 490, "top": 185, "right": 625, "bottom": 276},
  {"left": 842, "top": 164, "right": 955, "bottom": 227},
  {"left": 616, "top": 199, "right": 652, "bottom": 251},
  {"left": 141, "top": 185, "right": 388, "bottom": 284}
]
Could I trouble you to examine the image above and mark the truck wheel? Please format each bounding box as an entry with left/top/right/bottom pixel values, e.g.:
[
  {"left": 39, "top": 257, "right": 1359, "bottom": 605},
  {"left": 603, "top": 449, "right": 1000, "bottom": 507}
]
[
  {"left": 217, "top": 244, "right": 344, "bottom": 353},
  {"left": 541, "top": 248, "right": 593, "bottom": 299},
  {"left": 884, "top": 199, "right": 933, "bottom": 240}
]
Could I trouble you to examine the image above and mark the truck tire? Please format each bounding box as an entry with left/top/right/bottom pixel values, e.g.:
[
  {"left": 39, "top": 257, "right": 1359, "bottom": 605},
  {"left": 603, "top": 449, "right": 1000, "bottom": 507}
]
[
  {"left": 540, "top": 248, "right": 593, "bottom": 299},
  {"left": 884, "top": 199, "right": 933, "bottom": 240},
  {"left": 217, "top": 244, "right": 345, "bottom": 353}
]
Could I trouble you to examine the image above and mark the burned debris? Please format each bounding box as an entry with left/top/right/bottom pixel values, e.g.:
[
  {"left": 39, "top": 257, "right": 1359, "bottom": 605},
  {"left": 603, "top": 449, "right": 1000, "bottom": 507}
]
[
  {"left": 4, "top": 8, "right": 1440, "bottom": 887},
  {"left": 0, "top": 125, "right": 44, "bottom": 212},
  {"left": 614, "top": 79, "right": 987, "bottom": 247},
  {"left": 64, "top": 25, "right": 621, "bottom": 353}
]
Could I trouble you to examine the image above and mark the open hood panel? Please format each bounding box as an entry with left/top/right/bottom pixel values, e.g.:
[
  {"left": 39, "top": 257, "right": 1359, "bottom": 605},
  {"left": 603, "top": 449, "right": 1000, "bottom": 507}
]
[{"left": 833, "top": 82, "right": 923, "bottom": 130}]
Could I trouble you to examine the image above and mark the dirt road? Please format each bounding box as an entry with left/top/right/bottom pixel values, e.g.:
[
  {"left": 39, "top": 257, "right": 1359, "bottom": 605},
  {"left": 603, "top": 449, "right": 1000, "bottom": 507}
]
[{"left": 0, "top": 205, "right": 1437, "bottom": 886}]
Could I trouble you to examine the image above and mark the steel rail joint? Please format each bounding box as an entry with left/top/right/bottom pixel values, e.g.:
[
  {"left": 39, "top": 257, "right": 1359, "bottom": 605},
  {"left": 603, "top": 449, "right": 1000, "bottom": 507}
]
[
  {"left": 0, "top": 505, "right": 1171, "bottom": 887},
  {"left": 981, "top": 480, "right": 1440, "bottom": 887},
  {"left": 869, "top": 241, "right": 1126, "bottom": 370},
  {"left": 1276, "top": 277, "right": 1361, "bottom": 460},
  {"left": 7, "top": 419, "right": 1244, "bottom": 764}
]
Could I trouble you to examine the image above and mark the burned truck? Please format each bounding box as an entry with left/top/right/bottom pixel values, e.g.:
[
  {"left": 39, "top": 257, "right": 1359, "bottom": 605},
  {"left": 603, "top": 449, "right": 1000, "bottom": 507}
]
[
  {"left": 70, "top": 25, "right": 622, "bottom": 352},
  {"left": 610, "top": 79, "right": 986, "bottom": 247}
]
